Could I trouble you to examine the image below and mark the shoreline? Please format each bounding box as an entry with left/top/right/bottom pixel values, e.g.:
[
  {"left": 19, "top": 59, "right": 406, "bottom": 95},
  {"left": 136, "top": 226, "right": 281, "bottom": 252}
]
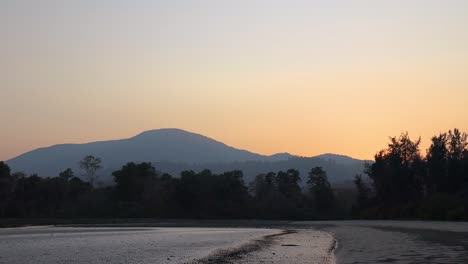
[
  {"left": 190, "top": 228, "right": 337, "bottom": 264},
  {"left": 328, "top": 233, "right": 338, "bottom": 264},
  {"left": 3, "top": 220, "right": 467, "bottom": 263},
  {"left": 188, "top": 229, "right": 295, "bottom": 264},
  {"left": 0, "top": 218, "right": 291, "bottom": 228},
  {"left": 0, "top": 224, "right": 338, "bottom": 263}
]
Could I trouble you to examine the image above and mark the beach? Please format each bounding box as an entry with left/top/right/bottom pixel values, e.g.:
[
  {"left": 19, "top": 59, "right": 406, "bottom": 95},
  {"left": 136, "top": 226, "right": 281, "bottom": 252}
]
[{"left": 1, "top": 221, "right": 467, "bottom": 263}]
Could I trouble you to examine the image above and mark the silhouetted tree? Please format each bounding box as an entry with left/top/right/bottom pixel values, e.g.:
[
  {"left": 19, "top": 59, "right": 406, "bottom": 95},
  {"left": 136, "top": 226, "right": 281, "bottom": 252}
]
[
  {"left": 367, "top": 132, "right": 424, "bottom": 206},
  {"left": 59, "top": 168, "right": 74, "bottom": 181},
  {"left": 113, "top": 162, "right": 157, "bottom": 203},
  {"left": 0, "top": 162, "right": 13, "bottom": 217},
  {"left": 177, "top": 170, "right": 209, "bottom": 217},
  {"left": 250, "top": 172, "right": 279, "bottom": 218},
  {"left": 79, "top": 155, "right": 102, "bottom": 186},
  {"left": 353, "top": 174, "right": 371, "bottom": 210},
  {"left": 276, "top": 169, "right": 302, "bottom": 201},
  {"left": 214, "top": 170, "right": 251, "bottom": 218},
  {"left": 250, "top": 172, "right": 276, "bottom": 200},
  {"left": 447, "top": 129, "right": 467, "bottom": 192},
  {"left": 307, "top": 167, "right": 335, "bottom": 213},
  {"left": 463, "top": 149, "right": 468, "bottom": 187},
  {"left": 148, "top": 173, "right": 179, "bottom": 217},
  {"left": 426, "top": 133, "right": 449, "bottom": 193}
]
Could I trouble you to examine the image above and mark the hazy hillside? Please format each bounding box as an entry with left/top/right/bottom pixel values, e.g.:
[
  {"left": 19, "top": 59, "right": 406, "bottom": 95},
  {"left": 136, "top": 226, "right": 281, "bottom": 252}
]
[{"left": 6, "top": 128, "right": 366, "bottom": 184}]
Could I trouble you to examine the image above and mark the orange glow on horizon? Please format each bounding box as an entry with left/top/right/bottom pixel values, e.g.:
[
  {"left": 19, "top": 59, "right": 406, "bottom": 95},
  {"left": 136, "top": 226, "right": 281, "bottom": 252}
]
[{"left": 2, "top": 1, "right": 468, "bottom": 161}]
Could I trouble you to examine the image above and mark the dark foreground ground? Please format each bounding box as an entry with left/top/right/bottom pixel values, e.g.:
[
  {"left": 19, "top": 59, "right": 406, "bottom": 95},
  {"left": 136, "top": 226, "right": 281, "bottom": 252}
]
[{"left": 0, "top": 220, "right": 467, "bottom": 263}]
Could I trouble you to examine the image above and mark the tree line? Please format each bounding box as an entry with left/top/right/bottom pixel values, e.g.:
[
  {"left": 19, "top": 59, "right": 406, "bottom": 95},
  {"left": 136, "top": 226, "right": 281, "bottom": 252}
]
[
  {"left": 354, "top": 129, "right": 468, "bottom": 220},
  {"left": 0, "top": 159, "right": 339, "bottom": 219},
  {"left": 0, "top": 128, "right": 467, "bottom": 220}
]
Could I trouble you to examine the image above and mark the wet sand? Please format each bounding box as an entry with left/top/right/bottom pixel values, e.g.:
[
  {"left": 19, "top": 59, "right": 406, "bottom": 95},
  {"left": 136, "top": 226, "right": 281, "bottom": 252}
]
[
  {"left": 295, "top": 221, "right": 468, "bottom": 264},
  {"left": 191, "top": 229, "right": 335, "bottom": 264},
  {"left": 0, "top": 227, "right": 281, "bottom": 264},
  {"left": 1, "top": 221, "right": 467, "bottom": 263},
  {"left": 238, "top": 229, "right": 335, "bottom": 264}
]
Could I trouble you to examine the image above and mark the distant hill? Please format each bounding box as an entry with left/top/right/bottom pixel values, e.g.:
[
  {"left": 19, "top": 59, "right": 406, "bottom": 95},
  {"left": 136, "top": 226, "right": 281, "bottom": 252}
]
[
  {"left": 6, "top": 128, "right": 368, "bottom": 184},
  {"left": 315, "top": 153, "right": 372, "bottom": 165}
]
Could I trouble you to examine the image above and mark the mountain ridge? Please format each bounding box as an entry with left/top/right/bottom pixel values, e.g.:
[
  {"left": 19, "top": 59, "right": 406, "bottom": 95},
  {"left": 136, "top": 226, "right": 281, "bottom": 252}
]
[{"left": 6, "top": 129, "right": 367, "bottom": 184}]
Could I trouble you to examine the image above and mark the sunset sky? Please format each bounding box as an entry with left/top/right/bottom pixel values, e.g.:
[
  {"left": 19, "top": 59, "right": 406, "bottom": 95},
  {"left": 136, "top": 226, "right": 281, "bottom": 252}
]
[{"left": 1, "top": 1, "right": 468, "bottom": 161}]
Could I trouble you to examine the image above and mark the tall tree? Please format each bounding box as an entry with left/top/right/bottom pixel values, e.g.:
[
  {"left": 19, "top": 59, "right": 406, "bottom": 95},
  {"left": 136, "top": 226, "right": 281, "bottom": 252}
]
[
  {"left": 214, "top": 170, "right": 250, "bottom": 218},
  {"left": 353, "top": 174, "right": 371, "bottom": 210},
  {"left": 251, "top": 172, "right": 276, "bottom": 200},
  {"left": 276, "top": 169, "right": 302, "bottom": 201},
  {"left": 79, "top": 155, "right": 102, "bottom": 186},
  {"left": 250, "top": 172, "right": 278, "bottom": 218},
  {"left": 307, "top": 167, "right": 335, "bottom": 213},
  {"left": 448, "top": 129, "right": 467, "bottom": 160},
  {"left": 447, "top": 129, "right": 467, "bottom": 192},
  {"left": 367, "top": 132, "right": 424, "bottom": 204},
  {"left": 112, "top": 162, "right": 157, "bottom": 202},
  {"left": 426, "top": 133, "right": 448, "bottom": 193},
  {"left": 0, "top": 162, "right": 13, "bottom": 217}
]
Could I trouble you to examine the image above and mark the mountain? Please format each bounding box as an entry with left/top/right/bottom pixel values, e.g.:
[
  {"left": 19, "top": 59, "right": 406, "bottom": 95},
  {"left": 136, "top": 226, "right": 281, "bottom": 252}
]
[
  {"left": 315, "top": 153, "right": 372, "bottom": 165},
  {"left": 6, "top": 129, "right": 367, "bottom": 184},
  {"left": 6, "top": 129, "right": 290, "bottom": 176}
]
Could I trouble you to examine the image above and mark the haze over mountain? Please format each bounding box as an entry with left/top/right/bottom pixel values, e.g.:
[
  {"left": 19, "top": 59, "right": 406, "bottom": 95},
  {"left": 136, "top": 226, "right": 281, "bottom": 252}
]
[{"left": 6, "top": 129, "right": 367, "bottom": 184}]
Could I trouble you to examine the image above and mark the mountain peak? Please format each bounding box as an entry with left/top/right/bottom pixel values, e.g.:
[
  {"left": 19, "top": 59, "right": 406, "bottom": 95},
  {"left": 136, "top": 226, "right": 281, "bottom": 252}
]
[
  {"left": 314, "top": 153, "right": 367, "bottom": 165},
  {"left": 268, "top": 152, "right": 294, "bottom": 161},
  {"left": 133, "top": 128, "right": 194, "bottom": 137},
  {"left": 7, "top": 128, "right": 271, "bottom": 176}
]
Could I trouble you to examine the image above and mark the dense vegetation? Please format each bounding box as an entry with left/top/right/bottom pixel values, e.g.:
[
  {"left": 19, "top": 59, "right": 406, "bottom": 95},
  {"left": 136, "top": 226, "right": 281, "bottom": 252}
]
[
  {"left": 356, "top": 129, "right": 468, "bottom": 220},
  {"left": 0, "top": 129, "right": 467, "bottom": 221},
  {"left": 0, "top": 160, "right": 341, "bottom": 219}
]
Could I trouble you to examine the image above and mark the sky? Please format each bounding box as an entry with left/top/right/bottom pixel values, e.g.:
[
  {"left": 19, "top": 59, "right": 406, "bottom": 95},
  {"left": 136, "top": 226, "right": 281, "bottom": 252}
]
[{"left": 1, "top": 0, "right": 468, "bottom": 161}]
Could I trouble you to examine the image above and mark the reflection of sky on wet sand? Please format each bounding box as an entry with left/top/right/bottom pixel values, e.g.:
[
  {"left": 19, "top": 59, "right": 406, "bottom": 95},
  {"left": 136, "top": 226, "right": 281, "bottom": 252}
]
[
  {"left": 300, "top": 221, "right": 468, "bottom": 264},
  {"left": 0, "top": 227, "right": 279, "bottom": 264}
]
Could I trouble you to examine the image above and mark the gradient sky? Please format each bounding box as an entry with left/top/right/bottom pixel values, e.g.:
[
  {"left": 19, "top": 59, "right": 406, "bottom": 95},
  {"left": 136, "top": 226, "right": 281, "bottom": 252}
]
[{"left": 1, "top": 0, "right": 468, "bottom": 161}]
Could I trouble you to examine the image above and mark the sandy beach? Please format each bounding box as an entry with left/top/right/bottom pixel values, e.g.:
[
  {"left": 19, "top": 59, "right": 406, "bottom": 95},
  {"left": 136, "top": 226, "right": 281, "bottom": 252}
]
[
  {"left": 1, "top": 221, "right": 467, "bottom": 263},
  {"left": 0, "top": 227, "right": 281, "bottom": 264},
  {"left": 191, "top": 229, "right": 335, "bottom": 264}
]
